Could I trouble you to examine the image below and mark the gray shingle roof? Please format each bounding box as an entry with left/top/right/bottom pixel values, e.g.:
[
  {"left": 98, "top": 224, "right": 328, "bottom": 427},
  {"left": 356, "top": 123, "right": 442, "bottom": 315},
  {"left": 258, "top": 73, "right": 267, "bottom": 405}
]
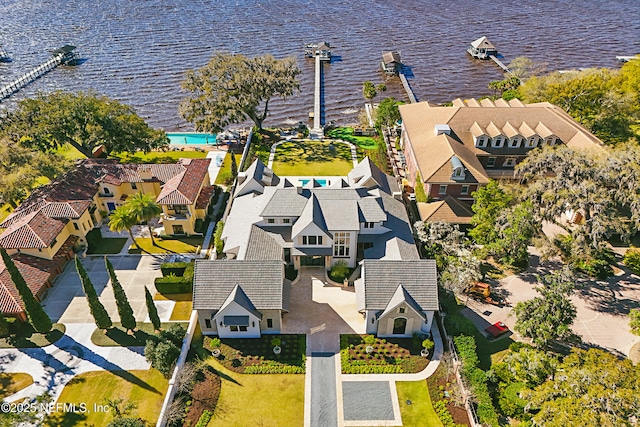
[
  {"left": 193, "top": 260, "right": 284, "bottom": 310},
  {"left": 317, "top": 199, "right": 359, "bottom": 230},
  {"left": 360, "top": 260, "right": 438, "bottom": 311},
  {"left": 218, "top": 284, "right": 263, "bottom": 320},
  {"left": 291, "top": 195, "right": 328, "bottom": 236},
  {"left": 378, "top": 285, "right": 426, "bottom": 320},
  {"left": 244, "top": 225, "right": 283, "bottom": 260},
  {"left": 260, "top": 189, "right": 308, "bottom": 217},
  {"left": 357, "top": 198, "right": 387, "bottom": 223}
]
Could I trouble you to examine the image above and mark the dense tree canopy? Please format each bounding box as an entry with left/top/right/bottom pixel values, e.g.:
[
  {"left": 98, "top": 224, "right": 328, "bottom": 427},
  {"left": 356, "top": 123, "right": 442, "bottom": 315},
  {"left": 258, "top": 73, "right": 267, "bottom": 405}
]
[
  {"left": 0, "top": 136, "right": 72, "bottom": 207},
  {"left": 375, "top": 97, "right": 403, "bottom": 129},
  {"left": 516, "top": 145, "right": 638, "bottom": 256},
  {"left": 362, "top": 81, "right": 376, "bottom": 103},
  {"left": 520, "top": 65, "right": 639, "bottom": 144},
  {"left": 525, "top": 348, "right": 640, "bottom": 427},
  {"left": 180, "top": 52, "right": 301, "bottom": 132},
  {"left": 0, "top": 91, "right": 168, "bottom": 157},
  {"left": 513, "top": 267, "right": 578, "bottom": 348}
]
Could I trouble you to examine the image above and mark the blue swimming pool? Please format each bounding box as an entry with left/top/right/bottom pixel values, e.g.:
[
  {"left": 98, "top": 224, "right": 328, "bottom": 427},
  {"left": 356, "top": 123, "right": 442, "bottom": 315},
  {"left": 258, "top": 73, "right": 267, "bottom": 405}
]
[
  {"left": 299, "top": 179, "right": 328, "bottom": 187},
  {"left": 167, "top": 132, "right": 216, "bottom": 145}
]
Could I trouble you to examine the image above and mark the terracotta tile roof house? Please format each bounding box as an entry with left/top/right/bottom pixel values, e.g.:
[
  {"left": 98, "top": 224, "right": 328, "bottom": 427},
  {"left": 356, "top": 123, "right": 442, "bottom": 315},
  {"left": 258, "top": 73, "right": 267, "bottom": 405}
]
[
  {"left": 0, "top": 157, "right": 213, "bottom": 318},
  {"left": 399, "top": 98, "right": 605, "bottom": 223},
  {"left": 194, "top": 158, "right": 438, "bottom": 338}
]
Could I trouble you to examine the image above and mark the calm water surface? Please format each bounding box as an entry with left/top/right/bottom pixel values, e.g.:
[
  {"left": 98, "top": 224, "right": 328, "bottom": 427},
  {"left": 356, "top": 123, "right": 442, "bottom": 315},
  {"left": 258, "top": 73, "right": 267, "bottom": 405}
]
[{"left": 0, "top": 0, "right": 638, "bottom": 130}]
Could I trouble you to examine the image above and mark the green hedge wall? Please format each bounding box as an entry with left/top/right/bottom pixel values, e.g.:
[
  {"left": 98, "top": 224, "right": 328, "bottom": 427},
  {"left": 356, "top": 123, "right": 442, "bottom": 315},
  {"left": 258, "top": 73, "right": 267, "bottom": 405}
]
[{"left": 155, "top": 261, "right": 194, "bottom": 293}]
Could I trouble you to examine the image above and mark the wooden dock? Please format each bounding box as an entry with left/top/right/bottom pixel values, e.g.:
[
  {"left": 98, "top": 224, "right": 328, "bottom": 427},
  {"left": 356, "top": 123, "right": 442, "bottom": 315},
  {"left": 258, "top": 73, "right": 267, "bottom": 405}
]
[
  {"left": 399, "top": 73, "right": 418, "bottom": 103},
  {"left": 313, "top": 54, "right": 322, "bottom": 131},
  {"left": 0, "top": 45, "right": 78, "bottom": 102},
  {"left": 489, "top": 55, "right": 510, "bottom": 72}
]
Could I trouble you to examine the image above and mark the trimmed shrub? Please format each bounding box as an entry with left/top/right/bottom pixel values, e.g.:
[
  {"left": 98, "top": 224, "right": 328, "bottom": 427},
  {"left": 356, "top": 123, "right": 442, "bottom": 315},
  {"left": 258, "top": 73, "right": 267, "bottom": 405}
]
[
  {"left": 623, "top": 248, "right": 640, "bottom": 275},
  {"left": 329, "top": 260, "right": 350, "bottom": 282},
  {"left": 498, "top": 382, "right": 529, "bottom": 420},
  {"left": 574, "top": 258, "right": 613, "bottom": 279},
  {"left": 145, "top": 286, "right": 161, "bottom": 331},
  {"left": 195, "top": 410, "right": 213, "bottom": 427},
  {"left": 160, "top": 261, "right": 190, "bottom": 276},
  {"left": 213, "top": 220, "right": 225, "bottom": 254}
]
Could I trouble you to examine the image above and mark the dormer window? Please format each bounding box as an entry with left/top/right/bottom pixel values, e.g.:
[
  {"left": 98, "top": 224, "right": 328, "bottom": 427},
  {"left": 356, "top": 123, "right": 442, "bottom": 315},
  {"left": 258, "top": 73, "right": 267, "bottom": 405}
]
[
  {"left": 503, "top": 158, "right": 517, "bottom": 167},
  {"left": 492, "top": 136, "right": 505, "bottom": 148},
  {"left": 525, "top": 136, "right": 539, "bottom": 148},
  {"left": 475, "top": 136, "right": 488, "bottom": 148},
  {"left": 509, "top": 137, "right": 522, "bottom": 148},
  {"left": 544, "top": 136, "right": 557, "bottom": 146},
  {"left": 450, "top": 156, "right": 465, "bottom": 181}
]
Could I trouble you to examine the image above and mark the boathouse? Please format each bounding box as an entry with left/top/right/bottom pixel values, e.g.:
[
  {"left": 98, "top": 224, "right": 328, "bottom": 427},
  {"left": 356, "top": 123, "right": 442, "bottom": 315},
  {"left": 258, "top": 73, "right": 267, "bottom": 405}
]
[
  {"left": 304, "top": 42, "right": 331, "bottom": 60},
  {"left": 467, "top": 37, "right": 497, "bottom": 59},
  {"left": 381, "top": 51, "right": 402, "bottom": 76}
]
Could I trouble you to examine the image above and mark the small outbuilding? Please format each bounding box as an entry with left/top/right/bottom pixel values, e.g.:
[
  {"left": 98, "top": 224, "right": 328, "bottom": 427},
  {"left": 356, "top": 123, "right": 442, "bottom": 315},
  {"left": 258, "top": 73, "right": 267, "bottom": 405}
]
[
  {"left": 381, "top": 51, "right": 402, "bottom": 76},
  {"left": 467, "top": 36, "right": 498, "bottom": 59}
]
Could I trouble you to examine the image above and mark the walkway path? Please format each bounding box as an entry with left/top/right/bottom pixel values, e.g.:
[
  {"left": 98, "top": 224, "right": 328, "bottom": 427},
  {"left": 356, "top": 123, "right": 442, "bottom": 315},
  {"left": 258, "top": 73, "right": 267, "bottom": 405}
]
[{"left": 1, "top": 323, "right": 149, "bottom": 403}]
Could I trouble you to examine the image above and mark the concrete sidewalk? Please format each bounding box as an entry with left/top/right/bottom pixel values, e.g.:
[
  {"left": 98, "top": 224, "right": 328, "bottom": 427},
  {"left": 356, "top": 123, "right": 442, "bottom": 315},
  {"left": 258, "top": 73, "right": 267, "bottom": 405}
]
[{"left": 1, "top": 323, "right": 150, "bottom": 403}]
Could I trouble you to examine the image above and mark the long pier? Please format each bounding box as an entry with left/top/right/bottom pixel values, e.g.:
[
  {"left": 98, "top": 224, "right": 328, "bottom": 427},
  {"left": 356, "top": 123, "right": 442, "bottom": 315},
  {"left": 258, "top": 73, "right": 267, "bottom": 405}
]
[
  {"left": 488, "top": 55, "right": 510, "bottom": 72},
  {"left": 0, "top": 46, "right": 77, "bottom": 102},
  {"left": 313, "top": 54, "right": 322, "bottom": 131},
  {"left": 399, "top": 72, "right": 418, "bottom": 103}
]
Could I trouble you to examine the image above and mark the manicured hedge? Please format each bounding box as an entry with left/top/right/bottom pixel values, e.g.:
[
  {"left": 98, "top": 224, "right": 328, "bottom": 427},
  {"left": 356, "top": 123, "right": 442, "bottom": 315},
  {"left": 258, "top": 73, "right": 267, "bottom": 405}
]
[
  {"left": 155, "top": 261, "right": 194, "bottom": 293},
  {"left": 160, "top": 261, "right": 190, "bottom": 276},
  {"left": 453, "top": 335, "right": 500, "bottom": 427},
  {"left": 195, "top": 410, "right": 213, "bottom": 427}
]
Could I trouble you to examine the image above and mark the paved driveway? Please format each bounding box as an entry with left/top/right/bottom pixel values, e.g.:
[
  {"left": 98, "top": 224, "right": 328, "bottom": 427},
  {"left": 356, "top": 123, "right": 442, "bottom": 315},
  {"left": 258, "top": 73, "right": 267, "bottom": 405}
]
[
  {"left": 464, "top": 249, "right": 640, "bottom": 357},
  {"left": 42, "top": 255, "right": 164, "bottom": 324},
  {"left": 282, "top": 267, "right": 365, "bottom": 354}
]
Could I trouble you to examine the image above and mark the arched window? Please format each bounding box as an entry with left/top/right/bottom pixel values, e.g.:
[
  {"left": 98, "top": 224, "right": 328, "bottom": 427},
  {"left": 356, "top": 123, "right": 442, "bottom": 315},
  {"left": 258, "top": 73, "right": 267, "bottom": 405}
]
[{"left": 393, "top": 317, "right": 407, "bottom": 335}]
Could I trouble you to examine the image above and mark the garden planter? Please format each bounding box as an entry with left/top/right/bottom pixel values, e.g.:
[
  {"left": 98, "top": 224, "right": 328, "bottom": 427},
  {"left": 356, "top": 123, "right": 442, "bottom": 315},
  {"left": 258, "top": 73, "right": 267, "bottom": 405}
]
[
  {"left": 211, "top": 349, "right": 221, "bottom": 358},
  {"left": 365, "top": 345, "right": 374, "bottom": 354},
  {"left": 273, "top": 346, "right": 281, "bottom": 355},
  {"left": 420, "top": 348, "right": 430, "bottom": 358}
]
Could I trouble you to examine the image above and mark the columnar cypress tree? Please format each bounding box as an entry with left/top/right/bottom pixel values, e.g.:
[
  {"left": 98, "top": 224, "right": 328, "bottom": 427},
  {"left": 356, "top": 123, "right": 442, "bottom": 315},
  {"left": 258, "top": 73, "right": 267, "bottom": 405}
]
[
  {"left": 230, "top": 151, "right": 238, "bottom": 179},
  {"left": 0, "top": 311, "right": 11, "bottom": 337},
  {"left": 1, "top": 248, "right": 52, "bottom": 333},
  {"left": 145, "top": 286, "right": 161, "bottom": 332},
  {"left": 74, "top": 256, "right": 112, "bottom": 330},
  {"left": 105, "top": 257, "right": 136, "bottom": 332}
]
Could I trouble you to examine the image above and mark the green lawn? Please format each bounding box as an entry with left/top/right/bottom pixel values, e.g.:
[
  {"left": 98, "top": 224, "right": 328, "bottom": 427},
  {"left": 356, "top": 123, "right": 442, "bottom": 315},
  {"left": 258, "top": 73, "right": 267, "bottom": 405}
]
[
  {"left": 91, "top": 322, "right": 188, "bottom": 347},
  {"left": 0, "top": 321, "right": 66, "bottom": 349},
  {"left": 214, "top": 151, "right": 242, "bottom": 186},
  {"left": 0, "top": 373, "right": 33, "bottom": 399},
  {"left": 114, "top": 150, "right": 208, "bottom": 164},
  {"left": 272, "top": 141, "right": 353, "bottom": 176},
  {"left": 206, "top": 359, "right": 304, "bottom": 427},
  {"left": 54, "top": 369, "right": 168, "bottom": 427},
  {"left": 397, "top": 381, "right": 444, "bottom": 427},
  {"left": 87, "top": 237, "right": 127, "bottom": 254},
  {"left": 327, "top": 127, "right": 379, "bottom": 149},
  {"left": 129, "top": 236, "right": 203, "bottom": 254},
  {"left": 154, "top": 292, "right": 193, "bottom": 321}
]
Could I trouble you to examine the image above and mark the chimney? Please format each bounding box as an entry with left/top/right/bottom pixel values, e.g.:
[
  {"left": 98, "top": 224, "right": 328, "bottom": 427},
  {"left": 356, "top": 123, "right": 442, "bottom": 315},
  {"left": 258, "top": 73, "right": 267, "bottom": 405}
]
[{"left": 434, "top": 124, "right": 451, "bottom": 136}]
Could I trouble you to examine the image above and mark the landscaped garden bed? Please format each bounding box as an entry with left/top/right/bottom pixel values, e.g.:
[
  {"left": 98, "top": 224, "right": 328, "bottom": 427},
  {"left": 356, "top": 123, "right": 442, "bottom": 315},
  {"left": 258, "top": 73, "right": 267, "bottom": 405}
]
[
  {"left": 426, "top": 360, "right": 471, "bottom": 426},
  {"left": 203, "top": 334, "right": 305, "bottom": 374},
  {"left": 340, "top": 334, "right": 429, "bottom": 374},
  {"left": 327, "top": 127, "right": 379, "bottom": 150}
]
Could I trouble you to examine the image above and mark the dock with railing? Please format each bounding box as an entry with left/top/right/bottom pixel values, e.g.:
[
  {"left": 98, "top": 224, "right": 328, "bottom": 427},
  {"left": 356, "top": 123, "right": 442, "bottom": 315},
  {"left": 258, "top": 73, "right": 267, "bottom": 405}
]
[{"left": 0, "top": 45, "right": 79, "bottom": 102}]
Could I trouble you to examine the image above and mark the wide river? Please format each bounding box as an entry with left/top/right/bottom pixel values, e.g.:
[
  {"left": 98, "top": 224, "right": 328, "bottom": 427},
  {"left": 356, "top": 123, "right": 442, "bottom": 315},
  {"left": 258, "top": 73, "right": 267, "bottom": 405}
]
[{"left": 1, "top": 0, "right": 638, "bottom": 130}]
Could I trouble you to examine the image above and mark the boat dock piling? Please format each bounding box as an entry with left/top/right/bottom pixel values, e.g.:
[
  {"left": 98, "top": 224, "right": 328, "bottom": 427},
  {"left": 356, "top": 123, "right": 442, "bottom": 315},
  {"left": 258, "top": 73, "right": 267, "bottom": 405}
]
[
  {"left": 0, "top": 45, "right": 78, "bottom": 103},
  {"left": 489, "top": 55, "right": 510, "bottom": 72}
]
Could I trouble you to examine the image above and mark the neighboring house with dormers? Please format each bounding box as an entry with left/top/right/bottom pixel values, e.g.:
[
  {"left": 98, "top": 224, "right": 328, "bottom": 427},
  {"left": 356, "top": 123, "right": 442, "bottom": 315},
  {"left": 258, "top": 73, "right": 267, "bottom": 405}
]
[
  {"left": 193, "top": 157, "right": 439, "bottom": 338},
  {"left": 0, "top": 157, "right": 213, "bottom": 320},
  {"left": 399, "top": 98, "right": 605, "bottom": 223}
]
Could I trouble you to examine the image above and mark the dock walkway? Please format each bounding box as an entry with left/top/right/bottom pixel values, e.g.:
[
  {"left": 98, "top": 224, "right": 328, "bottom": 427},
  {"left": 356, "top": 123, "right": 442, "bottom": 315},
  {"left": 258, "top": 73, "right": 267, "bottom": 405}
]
[
  {"left": 0, "top": 46, "right": 77, "bottom": 102},
  {"left": 399, "top": 73, "right": 417, "bottom": 103},
  {"left": 489, "top": 55, "right": 510, "bottom": 72}
]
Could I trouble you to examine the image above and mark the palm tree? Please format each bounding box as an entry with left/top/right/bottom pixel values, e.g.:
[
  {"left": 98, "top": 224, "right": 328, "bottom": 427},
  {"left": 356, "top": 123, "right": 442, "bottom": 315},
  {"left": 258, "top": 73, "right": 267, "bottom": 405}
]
[
  {"left": 128, "top": 192, "right": 162, "bottom": 246},
  {"left": 109, "top": 205, "right": 138, "bottom": 249}
]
